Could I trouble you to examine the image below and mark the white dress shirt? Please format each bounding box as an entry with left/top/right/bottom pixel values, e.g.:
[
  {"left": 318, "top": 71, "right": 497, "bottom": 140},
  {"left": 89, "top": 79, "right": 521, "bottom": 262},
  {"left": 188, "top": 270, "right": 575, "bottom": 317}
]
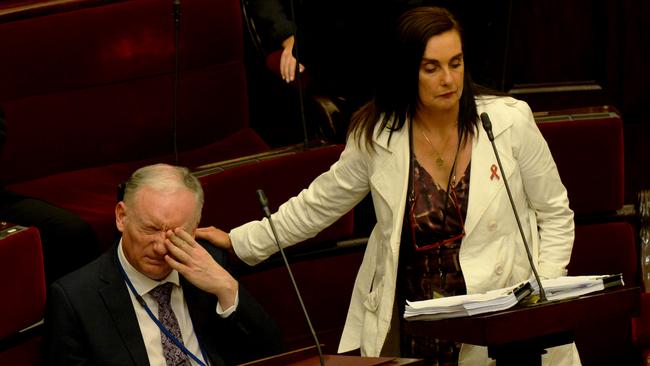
[{"left": 117, "top": 240, "right": 238, "bottom": 366}]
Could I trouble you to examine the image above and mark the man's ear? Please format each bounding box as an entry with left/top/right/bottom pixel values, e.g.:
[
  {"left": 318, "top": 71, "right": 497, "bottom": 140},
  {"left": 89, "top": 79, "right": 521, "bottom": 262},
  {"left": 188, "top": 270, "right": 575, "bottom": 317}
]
[{"left": 115, "top": 202, "right": 127, "bottom": 233}]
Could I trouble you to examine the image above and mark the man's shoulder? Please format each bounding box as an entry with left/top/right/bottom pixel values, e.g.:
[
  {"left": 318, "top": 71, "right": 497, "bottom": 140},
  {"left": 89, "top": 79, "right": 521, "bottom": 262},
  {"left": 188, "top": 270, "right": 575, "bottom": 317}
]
[
  {"left": 198, "top": 239, "right": 228, "bottom": 266},
  {"left": 53, "top": 248, "right": 115, "bottom": 291}
]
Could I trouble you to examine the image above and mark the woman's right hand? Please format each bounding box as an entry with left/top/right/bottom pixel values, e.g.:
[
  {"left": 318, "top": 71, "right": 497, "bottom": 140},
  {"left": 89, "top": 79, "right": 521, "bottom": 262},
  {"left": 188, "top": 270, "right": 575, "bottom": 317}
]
[{"left": 195, "top": 226, "right": 233, "bottom": 251}]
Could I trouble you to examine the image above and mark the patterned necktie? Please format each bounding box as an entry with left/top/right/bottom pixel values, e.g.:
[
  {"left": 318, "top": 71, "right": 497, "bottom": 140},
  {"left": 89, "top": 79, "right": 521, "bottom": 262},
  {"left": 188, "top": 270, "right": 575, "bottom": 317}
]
[{"left": 149, "top": 282, "right": 192, "bottom": 366}]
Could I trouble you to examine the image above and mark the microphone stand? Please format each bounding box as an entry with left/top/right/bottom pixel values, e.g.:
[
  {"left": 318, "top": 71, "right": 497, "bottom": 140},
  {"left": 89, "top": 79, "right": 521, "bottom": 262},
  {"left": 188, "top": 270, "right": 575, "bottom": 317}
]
[
  {"left": 480, "top": 112, "right": 547, "bottom": 302},
  {"left": 172, "top": 0, "right": 181, "bottom": 164},
  {"left": 256, "top": 189, "right": 325, "bottom": 366}
]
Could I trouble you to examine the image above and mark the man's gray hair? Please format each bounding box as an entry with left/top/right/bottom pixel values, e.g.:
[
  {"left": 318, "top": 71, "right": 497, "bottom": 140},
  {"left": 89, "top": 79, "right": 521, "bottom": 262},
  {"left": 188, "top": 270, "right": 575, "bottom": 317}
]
[{"left": 123, "top": 164, "right": 204, "bottom": 225}]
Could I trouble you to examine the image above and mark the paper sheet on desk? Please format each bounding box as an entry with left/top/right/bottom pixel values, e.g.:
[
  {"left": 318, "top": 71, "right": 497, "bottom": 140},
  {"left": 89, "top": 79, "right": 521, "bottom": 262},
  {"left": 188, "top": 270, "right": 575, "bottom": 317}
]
[
  {"left": 530, "top": 274, "right": 624, "bottom": 301},
  {"left": 403, "top": 281, "right": 531, "bottom": 321}
]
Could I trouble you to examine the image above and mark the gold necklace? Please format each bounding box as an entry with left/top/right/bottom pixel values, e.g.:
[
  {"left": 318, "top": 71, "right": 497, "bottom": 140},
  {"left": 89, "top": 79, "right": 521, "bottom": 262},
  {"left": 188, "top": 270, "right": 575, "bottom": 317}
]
[{"left": 421, "top": 129, "right": 452, "bottom": 168}]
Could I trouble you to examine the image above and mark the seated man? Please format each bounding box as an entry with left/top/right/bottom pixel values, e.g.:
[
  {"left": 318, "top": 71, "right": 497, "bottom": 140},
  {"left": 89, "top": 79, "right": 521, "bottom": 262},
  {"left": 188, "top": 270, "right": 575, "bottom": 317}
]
[{"left": 45, "top": 163, "right": 282, "bottom": 366}]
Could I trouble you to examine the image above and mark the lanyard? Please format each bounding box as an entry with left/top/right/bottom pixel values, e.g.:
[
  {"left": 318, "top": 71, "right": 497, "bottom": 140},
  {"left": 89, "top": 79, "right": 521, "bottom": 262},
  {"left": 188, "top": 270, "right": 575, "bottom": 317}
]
[{"left": 116, "top": 253, "right": 209, "bottom": 366}]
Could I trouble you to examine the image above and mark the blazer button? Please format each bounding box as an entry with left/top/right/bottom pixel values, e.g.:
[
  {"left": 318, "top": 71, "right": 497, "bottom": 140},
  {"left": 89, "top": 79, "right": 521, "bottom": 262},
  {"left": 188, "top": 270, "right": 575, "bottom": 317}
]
[
  {"left": 488, "top": 220, "right": 498, "bottom": 232},
  {"left": 495, "top": 265, "right": 504, "bottom": 275}
]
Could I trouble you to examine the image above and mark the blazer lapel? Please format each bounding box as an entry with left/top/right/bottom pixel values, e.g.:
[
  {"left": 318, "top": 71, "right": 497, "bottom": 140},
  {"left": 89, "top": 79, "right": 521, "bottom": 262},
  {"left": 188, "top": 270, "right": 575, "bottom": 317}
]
[
  {"left": 98, "top": 247, "right": 150, "bottom": 366},
  {"left": 369, "top": 122, "right": 411, "bottom": 246},
  {"left": 464, "top": 117, "right": 516, "bottom": 237}
]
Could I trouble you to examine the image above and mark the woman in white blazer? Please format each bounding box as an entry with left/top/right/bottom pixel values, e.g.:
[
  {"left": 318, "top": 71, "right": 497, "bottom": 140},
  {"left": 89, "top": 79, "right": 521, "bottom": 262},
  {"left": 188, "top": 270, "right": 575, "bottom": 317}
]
[{"left": 194, "top": 6, "right": 579, "bottom": 366}]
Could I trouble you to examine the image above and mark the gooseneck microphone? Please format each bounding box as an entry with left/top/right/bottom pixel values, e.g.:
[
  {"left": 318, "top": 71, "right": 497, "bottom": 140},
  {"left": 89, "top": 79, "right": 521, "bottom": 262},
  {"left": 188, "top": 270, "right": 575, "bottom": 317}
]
[
  {"left": 480, "top": 113, "right": 547, "bottom": 302},
  {"left": 256, "top": 189, "right": 325, "bottom": 366}
]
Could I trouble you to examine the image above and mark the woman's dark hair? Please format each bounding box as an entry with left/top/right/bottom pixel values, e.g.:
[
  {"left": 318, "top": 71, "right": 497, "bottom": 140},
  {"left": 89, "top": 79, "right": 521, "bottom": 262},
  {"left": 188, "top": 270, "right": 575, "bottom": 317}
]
[{"left": 348, "top": 6, "right": 488, "bottom": 149}]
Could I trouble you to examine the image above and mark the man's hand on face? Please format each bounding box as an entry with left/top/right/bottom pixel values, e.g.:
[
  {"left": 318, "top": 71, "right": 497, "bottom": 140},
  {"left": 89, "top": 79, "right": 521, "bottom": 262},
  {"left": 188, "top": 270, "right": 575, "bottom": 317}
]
[{"left": 164, "top": 228, "right": 238, "bottom": 309}]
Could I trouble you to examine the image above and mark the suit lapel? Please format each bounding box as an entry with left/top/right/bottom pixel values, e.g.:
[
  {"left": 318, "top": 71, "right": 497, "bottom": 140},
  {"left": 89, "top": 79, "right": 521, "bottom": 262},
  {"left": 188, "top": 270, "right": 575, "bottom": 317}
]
[
  {"left": 183, "top": 277, "right": 228, "bottom": 366},
  {"left": 98, "top": 247, "right": 150, "bottom": 366}
]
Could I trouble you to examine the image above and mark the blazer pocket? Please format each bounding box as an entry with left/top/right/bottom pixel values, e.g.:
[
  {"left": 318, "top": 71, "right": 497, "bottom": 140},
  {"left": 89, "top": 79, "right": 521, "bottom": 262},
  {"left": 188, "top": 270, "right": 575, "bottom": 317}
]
[{"left": 363, "top": 280, "right": 384, "bottom": 313}]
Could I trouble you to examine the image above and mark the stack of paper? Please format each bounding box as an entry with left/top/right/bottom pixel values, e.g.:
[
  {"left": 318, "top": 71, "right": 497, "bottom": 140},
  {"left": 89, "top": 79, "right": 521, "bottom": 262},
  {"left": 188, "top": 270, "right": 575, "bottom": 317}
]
[
  {"left": 403, "top": 281, "right": 532, "bottom": 321},
  {"left": 531, "top": 274, "right": 624, "bottom": 301},
  {"left": 403, "top": 274, "right": 624, "bottom": 321}
]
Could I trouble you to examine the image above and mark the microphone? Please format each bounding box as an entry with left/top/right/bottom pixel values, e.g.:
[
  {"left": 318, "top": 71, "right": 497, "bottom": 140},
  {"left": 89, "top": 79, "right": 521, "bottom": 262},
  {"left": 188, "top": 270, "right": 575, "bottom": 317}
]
[
  {"left": 480, "top": 113, "right": 548, "bottom": 302},
  {"left": 256, "top": 189, "right": 325, "bottom": 366}
]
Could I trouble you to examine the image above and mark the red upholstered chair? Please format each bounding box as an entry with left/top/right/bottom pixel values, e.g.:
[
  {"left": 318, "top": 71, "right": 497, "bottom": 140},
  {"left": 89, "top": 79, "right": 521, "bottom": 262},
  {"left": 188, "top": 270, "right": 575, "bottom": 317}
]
[
  {"left": 567, "top": 222, "right": 639, "bottom": 364},
  {"left": 536, "top": 107, "right": 624, "bottom": 215},
  {"left": 568, "top": 222, "right": 638, "bottom": 285},
  {"left": 537, "top": 107, "right": 641, "bottom": 364},
  {"left": 0, "top": 0, "right": 272, "bottom": 250},
  {"left": 0, "top": 226, "right": 46, "bottom": 366}
]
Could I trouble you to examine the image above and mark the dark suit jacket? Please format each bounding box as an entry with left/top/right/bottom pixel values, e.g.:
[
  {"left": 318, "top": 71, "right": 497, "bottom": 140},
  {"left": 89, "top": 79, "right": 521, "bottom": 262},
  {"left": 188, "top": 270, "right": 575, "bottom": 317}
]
[{"left": 45, "top": 242, "right": 282, "bottom": 366}]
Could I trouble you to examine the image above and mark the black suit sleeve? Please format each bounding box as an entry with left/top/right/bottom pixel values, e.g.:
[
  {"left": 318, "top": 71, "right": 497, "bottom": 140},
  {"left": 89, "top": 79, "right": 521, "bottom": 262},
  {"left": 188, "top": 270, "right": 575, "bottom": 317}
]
[
  {"left": 246, "top": 0, "right": 295, "bottom": 49},
  {"left": 217, "top": 286, "right": 283, "bottom": 364},
  {"left": 194, "top": 243, "right": 284, "bottom": 365}
]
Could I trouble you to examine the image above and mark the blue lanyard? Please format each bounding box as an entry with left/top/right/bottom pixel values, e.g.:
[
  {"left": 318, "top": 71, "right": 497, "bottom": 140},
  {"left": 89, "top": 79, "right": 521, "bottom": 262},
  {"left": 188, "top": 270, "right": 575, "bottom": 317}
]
[{"left": 117, "top": 254, "right": 209, "bottom": 366}]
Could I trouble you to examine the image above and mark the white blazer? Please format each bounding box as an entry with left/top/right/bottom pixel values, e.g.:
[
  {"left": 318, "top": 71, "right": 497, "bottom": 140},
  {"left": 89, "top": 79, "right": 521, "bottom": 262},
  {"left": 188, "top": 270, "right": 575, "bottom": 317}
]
[{"left": 230, "top": 97, "right": 580, "bottom": 365}]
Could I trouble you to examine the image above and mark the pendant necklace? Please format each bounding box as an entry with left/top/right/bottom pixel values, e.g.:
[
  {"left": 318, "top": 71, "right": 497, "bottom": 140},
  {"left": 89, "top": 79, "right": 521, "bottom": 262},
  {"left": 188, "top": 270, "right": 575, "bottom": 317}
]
[{"left": 421, "top": 129, "right": 452, "bottom": 169}]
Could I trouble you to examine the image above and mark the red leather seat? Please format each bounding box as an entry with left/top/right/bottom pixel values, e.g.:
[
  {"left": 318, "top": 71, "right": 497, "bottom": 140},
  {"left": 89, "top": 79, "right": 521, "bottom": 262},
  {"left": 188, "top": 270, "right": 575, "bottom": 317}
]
[
  {"left": 538, "top": 108, "right": 641, "bottom": 364},
  {"left": 0, "top": 226, "right": 46, "bottom": 366}
]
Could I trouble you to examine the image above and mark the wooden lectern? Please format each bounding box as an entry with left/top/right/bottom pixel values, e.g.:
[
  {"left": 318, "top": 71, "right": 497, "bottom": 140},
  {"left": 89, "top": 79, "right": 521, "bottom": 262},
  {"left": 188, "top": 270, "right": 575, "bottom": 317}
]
[
  {"left": 403, "top": 286, "right": 640, "bottom": 365},
  {"left": 239, "top": 346, "right": 424, "bottom": 366}
]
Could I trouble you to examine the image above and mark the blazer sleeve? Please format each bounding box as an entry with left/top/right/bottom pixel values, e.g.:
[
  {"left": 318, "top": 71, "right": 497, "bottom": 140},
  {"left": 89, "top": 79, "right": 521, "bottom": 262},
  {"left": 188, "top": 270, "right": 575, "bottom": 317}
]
[
  {"left": 510, "top": 100, "right": 574, "bottom": 278},
  {"left": 230, "top": 136, "right": 372, "bottom": 265}
]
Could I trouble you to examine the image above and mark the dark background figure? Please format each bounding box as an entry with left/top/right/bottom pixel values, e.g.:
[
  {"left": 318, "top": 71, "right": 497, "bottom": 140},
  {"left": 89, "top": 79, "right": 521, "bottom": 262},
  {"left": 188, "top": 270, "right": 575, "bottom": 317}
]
[{"left": 0, "top": 107, "right": 99, "bottom": 284}]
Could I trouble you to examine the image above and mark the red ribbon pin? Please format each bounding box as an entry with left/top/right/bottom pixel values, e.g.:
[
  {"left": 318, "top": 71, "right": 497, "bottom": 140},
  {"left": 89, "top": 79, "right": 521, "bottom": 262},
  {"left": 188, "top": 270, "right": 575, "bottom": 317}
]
[{"left": 490, "top": 164, "right": 500, "bottom": 180}]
